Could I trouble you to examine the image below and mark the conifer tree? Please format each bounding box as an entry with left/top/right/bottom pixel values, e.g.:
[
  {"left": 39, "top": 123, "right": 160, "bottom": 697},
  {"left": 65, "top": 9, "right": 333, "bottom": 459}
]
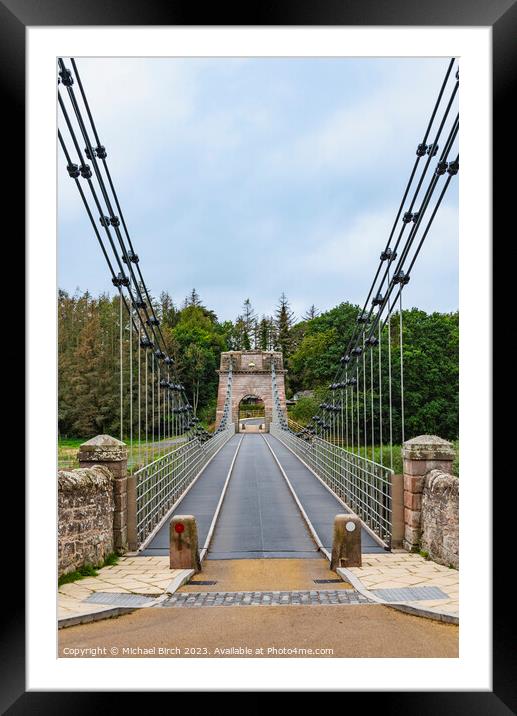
[
  {"left": 274, "top": 292, "right": 295, "bottom": 360},
  {"left": 242, "top": 298, "right": 257, "bottom": 349},
  {"left": 303, "top": 304, "right": 320, "bottom": 321}
]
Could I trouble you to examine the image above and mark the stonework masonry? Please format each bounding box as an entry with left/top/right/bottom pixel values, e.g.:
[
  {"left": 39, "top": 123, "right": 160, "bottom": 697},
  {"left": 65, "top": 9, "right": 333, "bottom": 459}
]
[
  {"left": 58, "top": 465, "right": 114, "bottom": 577},
  {"left": 78, "top": 434, "right": 129, "bottom": 554},
  {"left": 215, "top": 350, "right": 287, "bottom": 429},
  {"left": 402, "top": 435, "right": 457, "bottom": 565},
  {"left": 58, "top": 435, "right": 131, "bottom": 577},
  {"left": 421, "top": 469, "right": 459, "bottom": 568}
]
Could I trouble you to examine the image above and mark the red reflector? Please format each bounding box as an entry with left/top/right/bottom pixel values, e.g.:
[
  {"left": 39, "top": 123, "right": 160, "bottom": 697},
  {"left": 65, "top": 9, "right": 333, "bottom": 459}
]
[{"left": 174, "top": 523, "right": 185, "bottom": 534}]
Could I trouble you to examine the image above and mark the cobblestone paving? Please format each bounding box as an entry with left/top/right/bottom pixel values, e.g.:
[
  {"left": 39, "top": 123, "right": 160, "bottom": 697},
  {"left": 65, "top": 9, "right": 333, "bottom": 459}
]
[{"left": 158, "top": 589, "right": 372, "bottom": 607}]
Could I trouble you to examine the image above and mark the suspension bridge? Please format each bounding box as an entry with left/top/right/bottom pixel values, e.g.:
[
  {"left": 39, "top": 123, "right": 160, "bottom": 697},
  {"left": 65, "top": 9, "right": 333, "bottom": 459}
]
[{"left": 58, "top": 57, "right": 459, "bottom": 574}]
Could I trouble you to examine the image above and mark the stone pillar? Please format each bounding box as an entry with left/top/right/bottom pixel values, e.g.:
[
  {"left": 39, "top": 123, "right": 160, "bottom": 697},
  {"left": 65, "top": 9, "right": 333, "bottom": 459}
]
[
  {"left": 78, "top": 435, "right": 129, "bottom": 554},
  {"left": 402, "top": 435, "right": 454, "bottom": 552}
]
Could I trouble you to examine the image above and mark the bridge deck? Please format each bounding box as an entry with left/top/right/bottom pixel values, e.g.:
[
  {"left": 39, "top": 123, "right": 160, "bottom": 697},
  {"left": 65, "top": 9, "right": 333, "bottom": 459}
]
[
  {"left": 208, "top": 434, "right": 318, "bottom": 559},
  {"left": 142, "top": 433, "right": 385, "bottom": 558}
]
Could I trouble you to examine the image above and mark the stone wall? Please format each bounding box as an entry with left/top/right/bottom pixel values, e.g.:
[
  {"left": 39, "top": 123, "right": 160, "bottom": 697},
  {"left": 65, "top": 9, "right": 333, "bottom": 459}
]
[
  {"left": 421, "top": 469, "right": 459, "bottom": 569},
  {"left": 402, "top": 435, "right": 455, "bottom": 552},
  {"left": 58, "top": 466, "right": 114, "bottom": 577}
]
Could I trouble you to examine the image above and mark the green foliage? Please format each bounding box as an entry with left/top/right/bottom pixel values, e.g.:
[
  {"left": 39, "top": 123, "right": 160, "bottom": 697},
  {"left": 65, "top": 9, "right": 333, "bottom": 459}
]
[
  {"left": 57, "top": 553, "right": 119, "bottom": 586},
  {"left": 452, "top": 440, "right": 459, "bottom": 477},
  {"left": 275, "top": 292, "right": 295, "bottom": 363},
  {"left": 59, "top": 288, "right": 458, "bottom": 444},
  {"left": 287, "top": 388, "right": 327, "bottom": 424},
  {"left": 58, "top": 565, "right": 98, "bottom": 585},
  {"left": 288, "top": 303, "right": 459, "bottom": 441},
  {"left": 57, "top": 552, "right": 119, "bottom": 587},
  {"left": 171, "top": 305, "right": 226, "bottom": 414},
  {"left": 288, "top": 302, "right": 361, "bottom": 393}
]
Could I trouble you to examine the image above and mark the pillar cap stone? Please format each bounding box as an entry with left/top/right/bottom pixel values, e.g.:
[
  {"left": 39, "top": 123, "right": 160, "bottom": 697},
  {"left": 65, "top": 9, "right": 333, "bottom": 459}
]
[
  {"left": 402, "top": 435, "right": 455, "bottom": 461},
  {"left": 78, "top": 434, "right": 128, "bottom": 462}
]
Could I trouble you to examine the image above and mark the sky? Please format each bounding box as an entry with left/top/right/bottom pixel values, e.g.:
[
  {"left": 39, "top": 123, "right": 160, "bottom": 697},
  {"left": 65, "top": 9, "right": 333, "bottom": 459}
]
[{"left": 58, "top": 57, "right": 458, "bottom": 323}]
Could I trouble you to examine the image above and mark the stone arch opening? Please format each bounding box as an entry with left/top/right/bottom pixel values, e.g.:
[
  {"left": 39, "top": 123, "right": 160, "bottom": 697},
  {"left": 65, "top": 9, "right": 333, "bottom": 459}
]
[{"left": 238, "top": 395, "right": 266, "bottom": 432}]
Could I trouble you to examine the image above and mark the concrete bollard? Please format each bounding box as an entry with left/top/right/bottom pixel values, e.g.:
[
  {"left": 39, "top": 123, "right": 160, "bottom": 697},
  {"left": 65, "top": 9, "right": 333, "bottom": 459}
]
[
  {"left": 330, "top": 514, "right": 362, "bottom": 571},
  {"left": 169, "top": 515, "right": 201, "bottom": 572}
]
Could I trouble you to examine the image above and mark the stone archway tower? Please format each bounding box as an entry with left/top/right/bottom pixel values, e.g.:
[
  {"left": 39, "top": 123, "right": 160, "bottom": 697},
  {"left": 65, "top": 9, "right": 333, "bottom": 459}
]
[{"left": 215, "top": 350, "right": 287, "bottom": 430}]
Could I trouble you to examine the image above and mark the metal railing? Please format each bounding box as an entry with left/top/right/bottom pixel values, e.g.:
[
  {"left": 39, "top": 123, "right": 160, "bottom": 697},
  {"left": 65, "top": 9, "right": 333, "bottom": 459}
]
[
  {"left": 271, "top": 419, "right": 394, "bottom": 548},
  {"left": 134, "top": 422, "right": 235, "bottom": 546}
]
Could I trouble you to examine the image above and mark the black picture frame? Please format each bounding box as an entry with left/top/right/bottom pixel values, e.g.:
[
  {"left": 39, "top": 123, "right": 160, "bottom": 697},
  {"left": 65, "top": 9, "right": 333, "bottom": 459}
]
[{"left": 8, "top": 0, "right": 507, "bottom": 709}]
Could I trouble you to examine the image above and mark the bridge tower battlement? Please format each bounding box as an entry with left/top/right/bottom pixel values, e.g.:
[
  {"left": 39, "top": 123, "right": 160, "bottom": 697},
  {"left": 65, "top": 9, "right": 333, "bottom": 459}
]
[{"left": 215, "top": 350, "right": 287, "bottom": 429}]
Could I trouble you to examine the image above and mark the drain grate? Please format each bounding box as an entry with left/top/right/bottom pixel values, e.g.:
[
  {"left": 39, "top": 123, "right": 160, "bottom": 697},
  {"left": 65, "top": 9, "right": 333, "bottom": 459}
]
[
  {"left": 189, "top": 580, "right": 218, "bottom": 586},
  {"left": 84, "top": 592, "right": 157, "bottom": 607},
  {"left": 313, "top": 579, "right": 342, "bottom": 584},
  {"left": 372, "top": 586, "right": 449, "bottom": 602}
]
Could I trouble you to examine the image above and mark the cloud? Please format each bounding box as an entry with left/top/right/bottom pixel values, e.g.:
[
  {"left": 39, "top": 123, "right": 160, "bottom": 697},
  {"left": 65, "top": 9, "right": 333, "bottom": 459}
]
[
  {"left": 292, "top": 199, "right": 458, "bottom": 312},
  {"left": 58, "top": 57, "right": 458, "bottom": 321}
]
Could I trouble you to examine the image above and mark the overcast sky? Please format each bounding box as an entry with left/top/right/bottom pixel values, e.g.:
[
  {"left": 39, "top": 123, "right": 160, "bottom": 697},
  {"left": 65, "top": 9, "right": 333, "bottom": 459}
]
[{"left": 58, "top": 57, "right": 458, "bottom": 322}]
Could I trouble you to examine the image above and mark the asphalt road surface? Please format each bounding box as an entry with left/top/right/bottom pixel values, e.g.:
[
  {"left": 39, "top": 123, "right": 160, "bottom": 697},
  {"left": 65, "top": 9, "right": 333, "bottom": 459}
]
[{"left": 59, "top": 603, "right": 458, "bottom": 658}]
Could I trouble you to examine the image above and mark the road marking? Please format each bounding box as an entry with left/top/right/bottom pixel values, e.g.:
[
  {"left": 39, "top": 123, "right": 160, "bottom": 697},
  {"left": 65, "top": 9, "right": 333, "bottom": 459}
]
[
  {"left": 200, "top": 434, "right": 244, "bottom": 561},
  {"left": 270, "top": 431, "right": 388, "bottom": 550},
  {"left": 261, "top": 434, "right": 331, "bottom": 561}
]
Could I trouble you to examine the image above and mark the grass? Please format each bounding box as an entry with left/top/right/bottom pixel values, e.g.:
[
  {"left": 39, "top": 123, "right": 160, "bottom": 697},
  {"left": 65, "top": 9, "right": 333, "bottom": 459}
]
[
  {"left": 58, "top": 438, "right": 84, "bottom": 448},
  {"left": 58, "top": 434, "right": 189, "bottom": 473},
  {"left": 317, "top": 441, "right": 458, "bottom": 476},
  {"left": 287, "top": 418, "right": 459, "bottom": 475},
  {"left": 58, "top": 552, "right": 119, "bottom": 587}
]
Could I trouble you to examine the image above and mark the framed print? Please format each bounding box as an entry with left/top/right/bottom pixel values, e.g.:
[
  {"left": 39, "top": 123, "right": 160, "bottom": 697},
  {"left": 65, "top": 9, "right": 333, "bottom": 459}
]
[{"left": 6, "top": 0, "right": 510, "bottom": 708}]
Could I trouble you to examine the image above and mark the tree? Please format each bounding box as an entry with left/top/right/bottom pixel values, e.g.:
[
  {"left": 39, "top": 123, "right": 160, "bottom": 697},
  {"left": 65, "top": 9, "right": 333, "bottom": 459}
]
[
  {"left": 58, "top": 288, "right": 458, "bottom": 442},
  {"left": 242, "top": 298, "right": 257, "bottom": 347},
  {"left": 231, "top": 316, "right": 251, "bottom": 350},
  {"left": 274, "top": 292, "right": 295, "bottom": 361},
  {"left": 159, "top": 291, "right": 179, "bottom": 329},
  {"left": 258, "top": 316, "right": 270, "bottom": 350},
  {"left": 172, "top": 304, "right": 227, "bottom": 419},
  {"left": 68, "top": 310, "right": 117, "bottom": 436},
  {"left": 183, "top": 343, "right": 209, "bottom": 414},
  {"left": 183, "top": 288, "right": 202, "bottom": 308},
  {"left": 303, "top": 304, "right": 320, "bottom": 321}
]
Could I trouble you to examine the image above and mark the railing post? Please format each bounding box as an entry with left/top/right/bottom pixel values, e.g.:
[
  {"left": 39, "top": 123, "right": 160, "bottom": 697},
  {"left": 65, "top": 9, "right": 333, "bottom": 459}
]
[
  {"left": 127, "top": 474, "right": 138, "bottom": 552},
  {"left": 78, "top": 434, "right": 129, "bottom": 554},
  {"left": 402, "top": 435, "right": 454, "bottom": 552},
  {"left": 389, "top": 473, "right": 404, "bottom": 549}
]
